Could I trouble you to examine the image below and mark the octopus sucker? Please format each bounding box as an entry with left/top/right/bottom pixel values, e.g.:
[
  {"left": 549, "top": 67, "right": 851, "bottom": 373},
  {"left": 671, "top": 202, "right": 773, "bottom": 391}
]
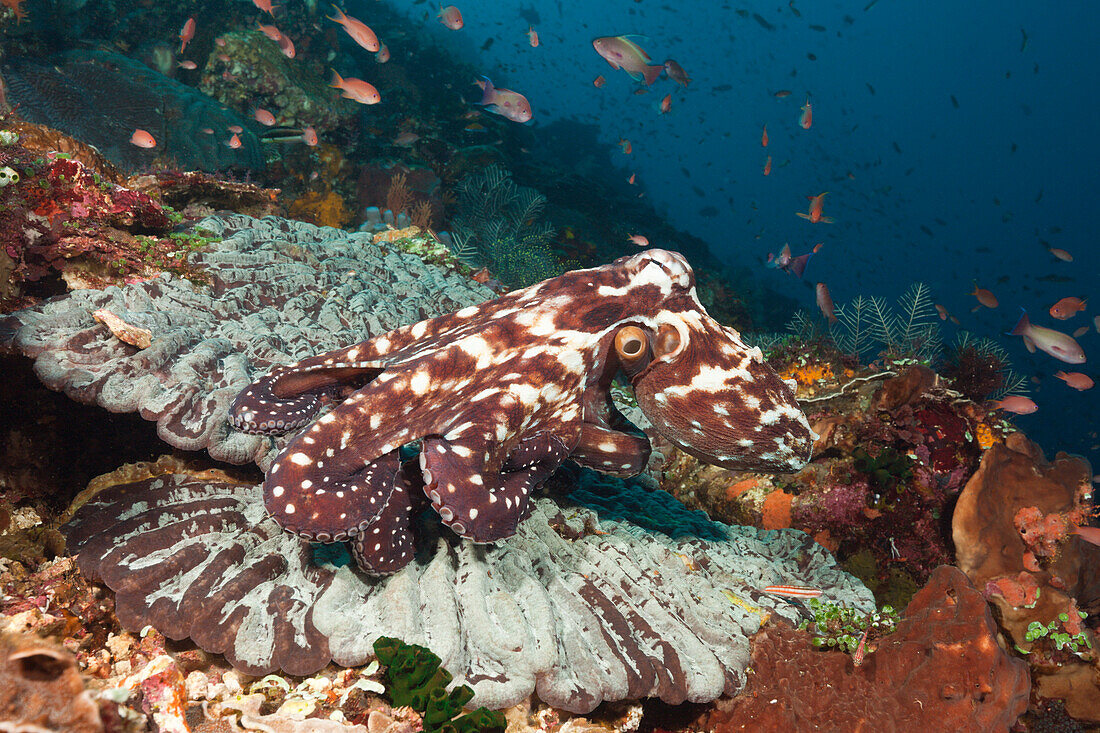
[{"left": 230, "top": 249, "right": 815, "bottom": 574}]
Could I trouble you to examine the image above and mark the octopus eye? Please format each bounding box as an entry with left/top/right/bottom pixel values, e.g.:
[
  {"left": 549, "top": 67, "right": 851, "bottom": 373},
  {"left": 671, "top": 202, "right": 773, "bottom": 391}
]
[
  {"left": 654, "top": 324, "right": 682, "bottom": 357},
  {"left": 615, "top": 326, "right": 651, "bottom": 375}
]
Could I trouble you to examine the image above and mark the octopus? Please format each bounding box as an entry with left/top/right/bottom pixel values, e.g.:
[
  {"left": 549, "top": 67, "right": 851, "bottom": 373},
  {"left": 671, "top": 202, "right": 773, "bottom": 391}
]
[{"left": 230, "top": 249, "right": 815, "bottom": 574}]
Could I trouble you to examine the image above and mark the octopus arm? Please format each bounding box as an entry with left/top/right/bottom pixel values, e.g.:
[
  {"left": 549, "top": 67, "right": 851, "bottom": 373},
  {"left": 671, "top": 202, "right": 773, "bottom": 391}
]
[{"left": 569, "top": 423, "right": 651, "bottom": 477}]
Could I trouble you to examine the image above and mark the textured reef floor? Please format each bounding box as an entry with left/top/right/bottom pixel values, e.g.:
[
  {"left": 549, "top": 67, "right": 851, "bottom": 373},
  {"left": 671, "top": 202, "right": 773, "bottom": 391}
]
[{"left": 0, "top": 1, "right": 1098, "bottom": 730}]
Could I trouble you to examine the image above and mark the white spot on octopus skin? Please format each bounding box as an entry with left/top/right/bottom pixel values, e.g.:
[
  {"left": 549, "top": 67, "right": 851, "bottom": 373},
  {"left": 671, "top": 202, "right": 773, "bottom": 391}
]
[
  {"left": 285, "top": 504, "right": 296, "bottom": 514},
  {"left": 300, "top": 480, "right": 312, "bottom": 489},
  {"left": 272, "top": 486, "right": 285, "bottom": 497},
  {"left": 289, "top": 452, "right": 312, "bottom": 466},
  {"left": 410, "top": 371, "right": 431, "bottom": 395}
]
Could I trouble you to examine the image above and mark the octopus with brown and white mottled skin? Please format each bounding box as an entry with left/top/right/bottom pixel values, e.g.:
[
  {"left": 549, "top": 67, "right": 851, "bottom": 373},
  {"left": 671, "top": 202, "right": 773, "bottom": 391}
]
[{"left": 229, "top": 249, "right": 815, "bottom": 574}]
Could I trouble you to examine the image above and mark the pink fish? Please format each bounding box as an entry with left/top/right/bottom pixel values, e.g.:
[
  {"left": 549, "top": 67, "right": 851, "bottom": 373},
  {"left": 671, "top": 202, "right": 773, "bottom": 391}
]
[
  {"left": 592, "top": 36, "right": 663, "bottom": 85},
  {"left": 253, "top": 0, "right": 275, "bottom": 16},
  {"left": 1011, "top": 311, "right": 1086, "bottom": 364},
  {"left": 331, "top": 69, "right": 381, "bottom": 104},
  {"left": 527, "top": 26, "right": 539, "bottom": 47},
  {"left": 277, "top": 33, "right": 295, "bottom": 58},
  {"left": 179, "top": 17, "right": 196, "bottom": 54},
  {"left": 474, "top": 76, "right": 531, "bottom": 122},
  {"left": 253, "top": 108, "right": 277, "bottom": 126},
  {"left": 1049, "top": 296, "right": 1086, "bottom": 320},
  {"left": 376, "top": 44, "right": 390, "bottom": 63},
  {"left": 799, "top": 97, "right": 812, "bottom": 129},
  {"left": 593, "top": 75, "right": 606, "bottom": 88},
  {"left": 659, "top": 93, "right": 672, "bottom": 114},
  {"left": 1054, "top": 371, "right": 1093, "bottom": 391},
  {"left": 663, "top": 59, "right": 691, "bottom": 86},
  {"left": 178, "top": 60, "right": 197, "bottom": 70},
  {"left": 762, "top": 584, "right": 823, "bottom": 599},
  {"left": 226, "top": 133, "right": 242, "bottom": 149},
  {"left": 763, "top": 156, "right": 771, "bottom": 176},
  {"left": 302, "top": 126, "right": 318, "bottom": 146},
  {"left": 970, "top": 285, "right": 998, "bottom": 309},
  {"left": 130, "top": 129, "right": 156, "bottom": 148},
  {"left": 990, "top": 395, "right": 1038, "bottom": 415},
  {"left": 327, "top": 4, "right": 379, "bottom": 52},
  {"left": 628, "top": 234, "right": 649, "bottom": 247},
  {"left": 816, "top": 283, "right": 836, "bottom": 323},
  {"left": 438, "top": 4, "right": 463, "bottom": 30}
]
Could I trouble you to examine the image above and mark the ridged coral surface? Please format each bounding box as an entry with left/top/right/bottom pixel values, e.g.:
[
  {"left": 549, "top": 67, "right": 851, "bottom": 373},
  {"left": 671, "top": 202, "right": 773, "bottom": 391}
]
[
  {"left": 0, "top": 214, "right": 495, "bottom": 469},
  {"left": 63, "top": 465, "right": 873, "bottom": 713}
]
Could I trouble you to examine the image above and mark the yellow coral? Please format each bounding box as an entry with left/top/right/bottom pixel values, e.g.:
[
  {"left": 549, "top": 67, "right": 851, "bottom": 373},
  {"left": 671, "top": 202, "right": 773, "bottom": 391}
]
[
  {"left": 287, "top": 190, "right": 351, "bottom": 229},
  {"left": 778, "top": 362, "right": 835, "bottom": 392},
  {"left": 372, "top": 226, "right": 423, "bottom": 244},
  {"left": 974, "top": 421, "right": 1001, "bottom": 450}
]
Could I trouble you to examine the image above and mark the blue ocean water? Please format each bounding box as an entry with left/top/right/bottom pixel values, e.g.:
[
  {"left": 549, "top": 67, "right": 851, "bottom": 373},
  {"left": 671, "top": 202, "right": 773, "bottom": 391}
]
[{"left": 387, "top": 0, "right": 1099, "bottom": 470}]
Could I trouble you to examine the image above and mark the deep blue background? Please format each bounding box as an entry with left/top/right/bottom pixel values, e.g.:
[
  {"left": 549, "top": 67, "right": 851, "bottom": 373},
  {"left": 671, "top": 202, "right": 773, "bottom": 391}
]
[{"left": 380, "top": 0, "right": 1098, "bottom": 469}]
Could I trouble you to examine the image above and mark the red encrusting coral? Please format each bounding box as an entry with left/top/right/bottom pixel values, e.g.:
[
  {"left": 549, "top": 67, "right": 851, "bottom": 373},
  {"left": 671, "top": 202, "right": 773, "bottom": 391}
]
[{"left": 707, "top": 565, "right": 1031, "bottom": 732}]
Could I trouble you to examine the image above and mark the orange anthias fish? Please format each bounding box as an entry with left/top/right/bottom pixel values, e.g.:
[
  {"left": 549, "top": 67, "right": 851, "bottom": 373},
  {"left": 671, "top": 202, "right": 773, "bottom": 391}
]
[
  {"left": 130, "top": 129, "right": 156, "bottom": 148},
  {"left": 475, "top": 76, "right": 532, "bottom": 122},
  {"left": 376, "top": 44, "right": 390, "bottom": 63},
  {"left": 659, "top": 94, "right": 672, "bottom": 114},
  {"left": 253, "top": 0, "right": 276, "bottom": 16},
  {"left": 796, "top": 192, "right": 834, "bottom": 223},
  {"left": 816, "top": 283, "right": 836, "bottom": 323},
  {"left": 1049, "top": 296, "right": 1086, "bottom": 320},
  {"left": 2, "top": 0, "right": 28, "bottom": 22},
  {"left": 799, "top": 97, "right": 812, "bottom": 129},
  {"left": 763, "top": 156, "right": 772, "bottom": 176},
  {"left": 664, "top": 59, "right": 691, "bottom": 86},
  {"left": 592, "top": 36, "right": 663, "bottom": 86},
  {"left": 527, "top": 26, "right": 539, "bottom": 47},
  {"left": 277, "top": 33, "right": 295, "bottom": 58},
  {"left": 628, "top": 234, "right": 649, "bottom": 247},
  {"left": 257, "top": 22, "right": 282, "bottom": 41},
  {"left": 179, "top": 17, "right": 196, "bottom": 54},
  {"left": 761, "top": 124, "right": 768, "bottom": 147},
  {"left": 970, "top": 285, "right": 999, "bottom": 309},
  {"left": 593, "top": 75, "right": 606, "bottom": 88},
  {"left": 438, "top": 4, "right": 463, "bottom": 30},
  {"left": 1011, "top": 310, "right": 1086, "bottom": 364},
  {"left": 331, "top": 70, "right": 380, "bottom": 104},
  {"left": 619, "top": 138, "right": 632, "bottom": 154},
  {"left": 253, "top": 108, "right": 277, "bottom": 126},
  {"left": 178, "top": 60, "right": 198, "bottom": 70},
  {"left": 991, "top": 395, "right": 1038, "bottom": 415},
  {"left": 1055, "top": 371, "right": 1094, "bottom": 391},
  {"left": 225, "top": 133, "right": 242, "bottom": 149},
  {"left": 327, "top": 5, "right": 379, "bottom": 52}
]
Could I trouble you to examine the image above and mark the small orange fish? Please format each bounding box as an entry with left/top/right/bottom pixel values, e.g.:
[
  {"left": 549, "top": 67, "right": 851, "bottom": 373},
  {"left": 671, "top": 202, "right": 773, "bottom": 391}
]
[
  {"left": 227, "top": 125, "right": 244, "bottom": 134},
  {"left": 130, "top": 129, "right": 156, "bottom": 148},
  {"left": 663, "top": 59, "right": 691, "bottom": 86},
  {"left": 257, "top": 22, "right": 282, "bottom": 41},
  {"left": 763, "top": 156, "right": 771, "bottom": 176},
  {"left": 593, "top": 75, "right": 606, "bottom": 88},
  {"left": 619, "top": 138, "right": 632, "bottom": 154},
  {"left": 1049, "top": 296, "right": 1086, "bottom": 320},
  {"left": 376, "top": 44, "right": 390, "bottom": 63},
  {"left": 659, "top": 94, "right": 672, "bottom": 114},
  {"left": 816, "top": 283, "right": 836, "bottom": 323},
  {"left": 277, "top": 33, "right": 295, "bottom": 58},
  {"left": 178, "top": 60, "right": 197, "bottom": 70},
  {"left": 302, "top": 126, "right": 318, "bottom": 146},
  {"left": 527, "top": 25, "right": 539, "bottom": 47},
  {"left": 226, "top": 133, "right": 242, "bottom": 149},
  {"left": 762, "top": 584, "right": 823, "bottom": 599},
  {"left": 990, "top": 395, "right": 1038, "bottom": 415},
  {"left": 179, "top": 17, "right": 196, "bottom": 54},
  {"left": 628, "top": 234, "right": 649, "bottom": 247},
  {"left": 438, "top": 4, "right": 463, "bottom": 30},
  {"left": 253, "top": 0, "right": 275, "bottom": 16},
  {"left": 761, "top": 123, "right": 768, "bottom": 147},
  {"left": 796, "top": 192, "right": 833, "bottom": 223},
  {"left": 215, "top": 36, "right": 227, "bottom": 47},
  {"left": 970, "top": 285, "right": 999, "bottom": 309},
  {"left": 935, "top": 304, "right": 950, "bottom": 320},
  {"left": 253, "top": 108, "right": 276, "bottom": 126},
  {"left": 331, "top": 69, "right": 381, "bottom": 104},
  {"left": 1048, "top": 245, "right": 1073, "bottom": 262},
  {"left": 200, "top": 128, "right": 214, "bottom": 134},
  {"left": 774, "top": 89, "right": 792, "bottom": 98},
  {"left": 327, "top": 5, "right": 379, "bottom": 52},
  {"left": 627, "top": 173, "right": 636, "bottom": 184},
  {"left": 799, "top": 97, "right": 812, "bottom": 129},
  {"left": 1055, "top": 371, "right": 1094, "bottom": 391}
]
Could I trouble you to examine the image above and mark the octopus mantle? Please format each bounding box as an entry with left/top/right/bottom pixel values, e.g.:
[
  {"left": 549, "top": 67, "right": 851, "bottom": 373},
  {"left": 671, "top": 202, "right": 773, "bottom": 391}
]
[{"left": 230, "top": 249, "right": 815, "bottom": 574}]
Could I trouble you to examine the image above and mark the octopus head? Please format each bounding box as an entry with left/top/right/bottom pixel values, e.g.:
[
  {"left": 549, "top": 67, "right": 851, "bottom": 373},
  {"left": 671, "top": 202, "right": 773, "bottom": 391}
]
[{"left": 613, "top": 306, "right": 815, "bottom": 473}]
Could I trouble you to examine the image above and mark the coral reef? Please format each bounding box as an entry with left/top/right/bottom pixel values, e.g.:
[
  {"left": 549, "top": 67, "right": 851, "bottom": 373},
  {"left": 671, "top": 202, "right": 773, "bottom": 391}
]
[
  {"left": 4, "top": 50, "right": 263, "bottom": 173},
  {"left": 0, "top": 214, "right": 495, "bottom": 466},
  {"left": 60, "top": 458, "right": 873, "bottom": 713},
  {"left": 707, "top": 566, "right": 1031, "bottom": 731}
]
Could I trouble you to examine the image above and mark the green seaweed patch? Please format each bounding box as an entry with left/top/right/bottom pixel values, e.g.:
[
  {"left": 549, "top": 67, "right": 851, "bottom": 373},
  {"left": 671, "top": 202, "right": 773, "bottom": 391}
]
[
  {"left": 852, "top": 446, "right": 913, "bottom": 497},
  {"left": 372, "top": 636, "right": 505, "bottom": 733},
  {"left": 798, "top": 596, "right": 900, "bottom": 657},
  {"left": 386, "top": 235, "right": 475, "bottom": 277}
]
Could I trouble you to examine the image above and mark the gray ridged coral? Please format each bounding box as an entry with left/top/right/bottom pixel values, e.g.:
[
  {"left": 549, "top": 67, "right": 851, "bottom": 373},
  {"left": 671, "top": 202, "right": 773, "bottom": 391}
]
[
  {"left": 0, "top": 214, "right": 494, "bottom": 469},
  {"left": 64, "top": 467, "right": 873, "bottom": 713}
]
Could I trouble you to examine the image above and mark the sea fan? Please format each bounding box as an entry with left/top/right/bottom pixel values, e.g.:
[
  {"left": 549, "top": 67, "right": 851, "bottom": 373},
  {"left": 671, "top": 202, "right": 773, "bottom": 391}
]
[
  {"left": 890, "top": 283, "right": 940, "bottom": 361},
  {"left": 830, "top": 283, "right": 941, "bottom": 363}
]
